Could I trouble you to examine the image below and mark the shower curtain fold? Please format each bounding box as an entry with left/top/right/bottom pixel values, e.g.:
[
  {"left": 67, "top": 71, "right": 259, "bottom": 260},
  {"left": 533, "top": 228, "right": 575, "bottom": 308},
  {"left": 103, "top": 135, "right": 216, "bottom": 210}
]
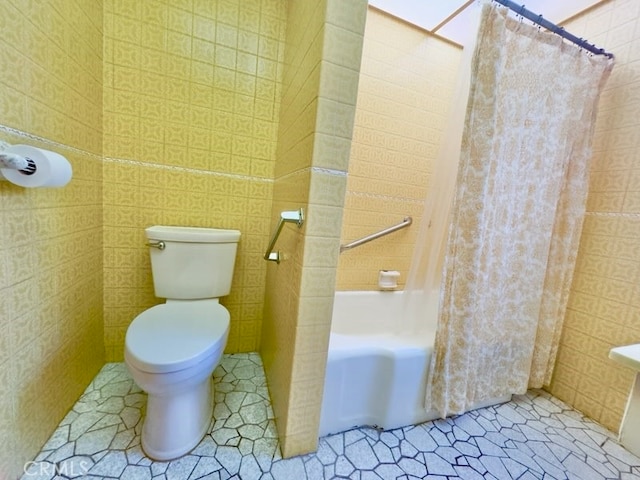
[{"left": 422, "top": 3, "right": 614, "bottom": 418}]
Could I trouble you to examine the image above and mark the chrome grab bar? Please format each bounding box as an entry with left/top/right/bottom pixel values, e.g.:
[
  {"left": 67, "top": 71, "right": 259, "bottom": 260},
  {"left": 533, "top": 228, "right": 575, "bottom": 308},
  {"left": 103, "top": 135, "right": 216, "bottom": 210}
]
[
  {"left": 264, "top": 208, "right": 305, "bottom": 263},
  {"left": 340, "top": 216, "right": 412, "bottom": 253}
]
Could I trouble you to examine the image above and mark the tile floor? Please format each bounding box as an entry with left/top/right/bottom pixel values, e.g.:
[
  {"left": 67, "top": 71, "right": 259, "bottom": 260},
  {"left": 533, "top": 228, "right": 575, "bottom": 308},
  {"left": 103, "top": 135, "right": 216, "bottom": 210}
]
[{"left": 21, "top": 353, "right": 640, "bottom": 480}]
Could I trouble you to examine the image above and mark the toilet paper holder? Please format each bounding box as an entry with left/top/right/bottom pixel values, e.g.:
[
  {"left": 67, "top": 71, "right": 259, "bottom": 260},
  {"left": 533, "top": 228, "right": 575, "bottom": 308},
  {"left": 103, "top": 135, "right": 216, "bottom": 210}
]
[
  {"left": 0, "top": 148, "right": 37, "bottom": 175},
  {"left": 0, "top": 141, "right": 72, "bottom": 188}
]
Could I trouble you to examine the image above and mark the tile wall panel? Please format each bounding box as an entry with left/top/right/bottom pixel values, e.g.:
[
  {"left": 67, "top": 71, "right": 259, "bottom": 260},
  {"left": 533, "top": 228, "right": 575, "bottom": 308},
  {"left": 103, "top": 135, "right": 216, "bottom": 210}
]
[
  {"left": 336, "top": 8, "right": 462, "bottom": 291},
  {"left": 260, "top": 0, "right": 367, "bottom": 458},
  {"left": 103, "top": 0, "right": 287, "bottom": 360},
  {"left": 549, "top": 0, "right": 640, "bottom": 434},
  {"left": 260, "top": 0, "right": 327, "bottom": 457},
  {"left": 0, "top": 1, "right": 104, "bottom": 476}
]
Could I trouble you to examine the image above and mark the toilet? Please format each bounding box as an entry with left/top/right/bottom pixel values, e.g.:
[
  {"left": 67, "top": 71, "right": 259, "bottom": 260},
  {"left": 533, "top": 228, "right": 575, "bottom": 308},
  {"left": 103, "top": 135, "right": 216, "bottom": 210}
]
[{"left": 125, "top": 225, "right": 241, "bottom": 461}]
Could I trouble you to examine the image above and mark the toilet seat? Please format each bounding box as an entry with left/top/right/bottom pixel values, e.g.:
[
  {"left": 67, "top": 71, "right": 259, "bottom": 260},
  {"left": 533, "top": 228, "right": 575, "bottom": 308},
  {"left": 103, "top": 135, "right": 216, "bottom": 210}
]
[{"left": 126, "top": 301, "right": 229, "bottom": 374}]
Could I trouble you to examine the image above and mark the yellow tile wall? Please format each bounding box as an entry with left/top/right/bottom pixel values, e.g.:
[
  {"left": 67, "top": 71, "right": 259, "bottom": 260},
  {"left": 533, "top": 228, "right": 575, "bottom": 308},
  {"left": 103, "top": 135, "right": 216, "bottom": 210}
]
[
  {"left": 0, "top": 1, "right": 103, "bottom": 478},
  {"left": 336, "top": 8, "right": 462, "bottom": 291},
  {"left": 6, "top": 1, "right": 634, "bottom": 473},
  {"left": 548, "top": 0, "right": 640, "bottom": 434},
  {"left": 260, "top": 0, "right": 367, "bottom": 457},
  {"left": 102, "top": 0, "right": 287, "bottom": 360}
]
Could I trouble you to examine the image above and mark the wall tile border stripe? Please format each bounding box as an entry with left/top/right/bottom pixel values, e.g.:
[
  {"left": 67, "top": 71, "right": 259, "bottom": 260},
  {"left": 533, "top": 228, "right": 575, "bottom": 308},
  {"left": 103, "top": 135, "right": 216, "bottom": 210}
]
[
  {"left": 104, "top": 157, "right": 273, "bottom": 184},
  {"left": 275, "top": 166, "right": 348, "bottom": 182},
  {"left": 347, "top": 189, "right": 425, "bottom": 205},
  {"left": 0, "top": 124, "right": 101, "bottom": 161},
  {"left": 585, "top": 211, "right": 640, "bottom": 218},
  {"left": 311, "top": 166, "right": 348, "bottom": 177}
]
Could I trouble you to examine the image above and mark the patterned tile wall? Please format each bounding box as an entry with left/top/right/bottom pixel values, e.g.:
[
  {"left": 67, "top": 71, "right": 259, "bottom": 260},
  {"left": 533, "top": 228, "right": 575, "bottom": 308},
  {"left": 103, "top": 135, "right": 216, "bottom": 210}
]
[
  {"left": 102, "top": 0, "right": 287, "bottom": 359},
  {"left": 0, "top": 1, "right": 104, "bottom": 478},
  {"left": 336, "top": 8, "right": 462, "bottom": 291},
  {"left": 260, "top": 0, "right": 367, "bottom": 458},
  {"left": 549, "top": 0, "right": 640, "bottom": 434}
]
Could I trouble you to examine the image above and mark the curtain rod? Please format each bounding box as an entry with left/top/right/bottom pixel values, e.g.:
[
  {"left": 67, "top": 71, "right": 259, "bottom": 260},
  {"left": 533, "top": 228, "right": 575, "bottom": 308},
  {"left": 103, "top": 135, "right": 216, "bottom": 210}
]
[{"left": 493, "top": 0, "right": 614, "bottom": 59}]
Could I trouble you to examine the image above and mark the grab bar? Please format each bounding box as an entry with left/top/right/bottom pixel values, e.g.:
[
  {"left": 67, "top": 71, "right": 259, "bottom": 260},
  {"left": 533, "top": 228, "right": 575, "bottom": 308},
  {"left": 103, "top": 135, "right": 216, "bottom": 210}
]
[
  {"left": 340, "top": 216, "right": 412, "bottom": 253},
  {"left": 264, "top": 208, "right": 305, "bottom": 263}
]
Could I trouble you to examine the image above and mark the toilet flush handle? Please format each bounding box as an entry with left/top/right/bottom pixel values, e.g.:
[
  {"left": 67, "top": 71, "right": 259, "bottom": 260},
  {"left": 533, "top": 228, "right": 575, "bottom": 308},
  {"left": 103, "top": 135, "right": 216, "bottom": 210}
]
[{"left": 146, "top": 241, "right": 165, "bottom": 250}]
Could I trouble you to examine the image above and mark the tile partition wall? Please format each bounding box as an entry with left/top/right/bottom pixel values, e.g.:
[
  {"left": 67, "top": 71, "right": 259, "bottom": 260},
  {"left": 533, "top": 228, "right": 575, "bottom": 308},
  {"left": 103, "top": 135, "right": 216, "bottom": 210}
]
[
  {"left": 0, "top": 1, "right": 104, "bottom": 478},
  {"left": 336, "top": 8, "right": 462, "bottom": 291},
  {"left": 261, "top": 0, "right": 368, "bottom": 458},
  {"left": 549, "top": 0, "right": 640, "bottom": 434},
  {"left": 102, "top": 0, "right": 287, "bottom": 359}
]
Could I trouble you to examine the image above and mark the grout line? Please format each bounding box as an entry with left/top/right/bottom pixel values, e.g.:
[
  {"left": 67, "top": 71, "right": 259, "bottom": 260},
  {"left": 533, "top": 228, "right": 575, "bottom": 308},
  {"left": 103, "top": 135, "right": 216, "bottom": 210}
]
[
  {"left": 311, "top": 166, "right": 347, "bottom": 176},
  {"left": 0, "top": 124, "right": 101, "bottom": 160},
  {"left": 585, "top": 211, "right": 640, "bottom": 218},
  {"left": 347, "top": 190, "right": 424, "bottom": 205},
  {"left": 0, "top": 124, "right": 272, "bottom": 185},
  {"left": 274, "top": 166, "right": 347, "bottom": 183},
  {"left": 103, "top": 156, "right": 272, "bottom": 183}
]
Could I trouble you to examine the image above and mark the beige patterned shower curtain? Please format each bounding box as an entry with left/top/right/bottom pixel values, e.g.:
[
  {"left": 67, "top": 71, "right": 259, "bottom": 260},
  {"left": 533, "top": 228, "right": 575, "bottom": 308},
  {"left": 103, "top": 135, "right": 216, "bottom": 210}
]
[{"left": 425, "top": 3, "right": 614, "bottom": 417}]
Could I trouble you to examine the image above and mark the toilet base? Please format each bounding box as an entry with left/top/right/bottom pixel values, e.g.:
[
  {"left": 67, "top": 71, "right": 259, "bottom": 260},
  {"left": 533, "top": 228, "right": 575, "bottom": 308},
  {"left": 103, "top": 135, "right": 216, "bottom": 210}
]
[{"left": 141, "top": 375, "right": 213, "bottom": 461}]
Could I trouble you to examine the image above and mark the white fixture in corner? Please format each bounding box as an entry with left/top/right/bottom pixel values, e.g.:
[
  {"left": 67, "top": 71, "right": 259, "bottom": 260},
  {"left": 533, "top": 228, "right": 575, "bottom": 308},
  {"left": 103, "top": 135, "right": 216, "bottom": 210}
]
[
  {"left": 378, "top": 270, "right": 400, "bottom": 290},
  {"left": 125, "top": 225, "right": 240, "bottom": 461},
  {"left": 609, "top": 343, "right": 640, "bottom": 458}
]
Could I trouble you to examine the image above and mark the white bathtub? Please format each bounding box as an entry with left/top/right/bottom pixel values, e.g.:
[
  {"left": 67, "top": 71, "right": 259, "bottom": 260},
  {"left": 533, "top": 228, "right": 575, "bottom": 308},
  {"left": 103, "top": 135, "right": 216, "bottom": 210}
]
[
  {"left": 319, "top": 290, "right": 438, "bottom": 436},
  {"left": 319, "top": 290, "right": 509, "bottom": 437}
]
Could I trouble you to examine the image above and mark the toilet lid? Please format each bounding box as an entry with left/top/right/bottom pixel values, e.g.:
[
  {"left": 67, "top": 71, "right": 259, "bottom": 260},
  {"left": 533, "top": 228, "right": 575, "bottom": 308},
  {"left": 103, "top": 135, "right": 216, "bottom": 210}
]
[{"left": 125, "top": 301, "right": 230, "bottom": 374}]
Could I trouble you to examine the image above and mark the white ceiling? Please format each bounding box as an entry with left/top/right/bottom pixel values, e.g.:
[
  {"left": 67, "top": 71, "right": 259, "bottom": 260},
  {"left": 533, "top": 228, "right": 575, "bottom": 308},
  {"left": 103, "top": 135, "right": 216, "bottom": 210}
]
[{"left": 368, "top": 0, "right": 603, "bottom": 46}]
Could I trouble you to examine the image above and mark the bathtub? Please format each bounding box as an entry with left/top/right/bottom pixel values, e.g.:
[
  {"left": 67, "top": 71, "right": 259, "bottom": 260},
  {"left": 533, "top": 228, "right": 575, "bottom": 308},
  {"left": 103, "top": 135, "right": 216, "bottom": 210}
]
[{"left": 319, "top": 290, "right": 509, "bottom": 437}]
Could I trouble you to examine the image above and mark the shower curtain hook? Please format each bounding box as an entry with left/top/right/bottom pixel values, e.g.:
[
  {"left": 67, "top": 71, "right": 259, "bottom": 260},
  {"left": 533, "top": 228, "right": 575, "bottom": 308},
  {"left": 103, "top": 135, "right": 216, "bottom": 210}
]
[{"left": 559, "top": 27, "right": 569, "bottom": 46}]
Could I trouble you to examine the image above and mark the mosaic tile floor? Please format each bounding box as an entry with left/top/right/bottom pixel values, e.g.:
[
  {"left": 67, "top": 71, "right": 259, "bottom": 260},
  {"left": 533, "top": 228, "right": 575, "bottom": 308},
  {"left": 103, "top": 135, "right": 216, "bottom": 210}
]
[{"left": 22, "top": 353, "right": 640, "bottom": 480}]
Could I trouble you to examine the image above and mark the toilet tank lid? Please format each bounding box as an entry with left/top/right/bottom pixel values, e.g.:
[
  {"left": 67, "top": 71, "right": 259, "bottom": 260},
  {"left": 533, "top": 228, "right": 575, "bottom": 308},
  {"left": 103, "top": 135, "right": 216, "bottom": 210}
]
[{"left": 146, "top": 225, "right": 241, "bottom": 243}]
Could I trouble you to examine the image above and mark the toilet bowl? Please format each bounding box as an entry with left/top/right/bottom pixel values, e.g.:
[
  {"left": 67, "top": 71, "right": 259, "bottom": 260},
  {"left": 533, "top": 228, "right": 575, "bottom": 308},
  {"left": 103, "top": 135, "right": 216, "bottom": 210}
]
[
  {"left": 124, "top": 225, "right": 240, "bottom": 461},
  {"left": 126, "top": 300, "right": 230, "bottom": 460}
]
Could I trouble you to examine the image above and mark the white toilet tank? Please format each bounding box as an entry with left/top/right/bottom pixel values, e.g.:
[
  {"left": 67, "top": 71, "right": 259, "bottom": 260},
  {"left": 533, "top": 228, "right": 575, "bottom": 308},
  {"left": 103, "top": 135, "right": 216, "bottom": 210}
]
[{"left": 145, "top": 226, "right": 241, "bottom": 300}]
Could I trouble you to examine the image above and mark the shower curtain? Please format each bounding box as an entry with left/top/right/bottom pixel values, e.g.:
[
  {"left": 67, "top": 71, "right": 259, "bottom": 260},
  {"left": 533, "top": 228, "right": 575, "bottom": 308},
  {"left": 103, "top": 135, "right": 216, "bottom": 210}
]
[
  {"left": 403, "top": 6, "right": 481, "bottom": 338},
  {"left": 422, "top": 3, "right": 614, "bottom": 417}
]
